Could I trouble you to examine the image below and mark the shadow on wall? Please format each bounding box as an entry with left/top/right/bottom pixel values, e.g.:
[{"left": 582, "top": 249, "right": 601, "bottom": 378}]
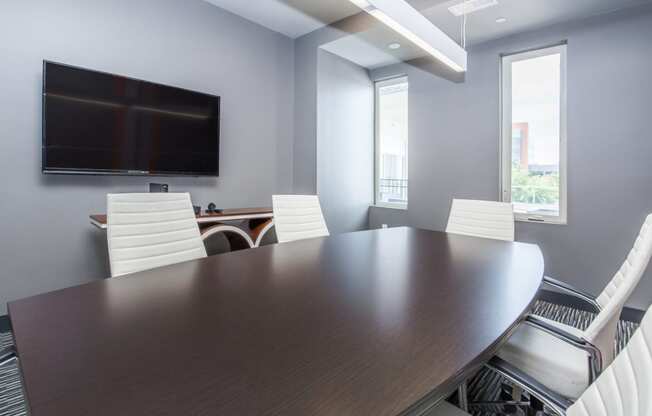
[{"left": 89, "top": 228, "right": 110, "bottom": 279}]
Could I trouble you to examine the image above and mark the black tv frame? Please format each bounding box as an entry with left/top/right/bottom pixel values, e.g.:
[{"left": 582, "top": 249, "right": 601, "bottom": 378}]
[{"left": 42, "top": 60, "right": 221, "bottom": 177}]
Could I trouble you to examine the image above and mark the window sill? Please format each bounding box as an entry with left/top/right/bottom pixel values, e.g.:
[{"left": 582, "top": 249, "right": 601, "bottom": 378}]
[
  {"left": 371, "top": 203, "right": 408, "bottom": 211},
  {"left": 515, "top": 214, "right": 567, "bottom": 225}
]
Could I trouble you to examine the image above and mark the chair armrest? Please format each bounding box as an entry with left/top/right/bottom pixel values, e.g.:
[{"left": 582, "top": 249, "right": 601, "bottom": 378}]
[
  {"left": 486, "top": 356, "right": 573, "bottom": 416},
  {"left": 542, "top": 276, "right": 601, "bottom": 313},
  {"left": 524, "top": 315, "right": 603, "bottom": 383}
]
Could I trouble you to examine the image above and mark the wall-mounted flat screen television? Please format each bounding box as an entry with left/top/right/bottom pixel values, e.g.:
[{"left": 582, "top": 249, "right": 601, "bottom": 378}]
[{"left": 42, "top": 61, "right": 220, "bottom": 176}]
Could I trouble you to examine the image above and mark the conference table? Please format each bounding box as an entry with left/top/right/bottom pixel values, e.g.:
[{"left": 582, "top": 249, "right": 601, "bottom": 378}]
[{"left": 8, "top": 227, "right": 544, "bottom": 416}]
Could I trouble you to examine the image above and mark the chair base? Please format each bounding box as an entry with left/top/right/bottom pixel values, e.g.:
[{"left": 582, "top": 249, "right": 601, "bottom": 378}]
[{"left": 469, "top": 381, "right": 555, "bottom": 416}]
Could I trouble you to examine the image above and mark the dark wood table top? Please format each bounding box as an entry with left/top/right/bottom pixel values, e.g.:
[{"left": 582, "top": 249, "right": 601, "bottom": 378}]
[{"left": 9, "top": 227, "right": 543, "bottom": 416}]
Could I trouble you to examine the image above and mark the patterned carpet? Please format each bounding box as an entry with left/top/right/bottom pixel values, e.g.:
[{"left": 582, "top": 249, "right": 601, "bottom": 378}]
[
  {"left": 0, "top": 332, "right": 24, "bottom": 416},
  {"left": 0, "top": 301, "right": 639, "bottom": 416}
]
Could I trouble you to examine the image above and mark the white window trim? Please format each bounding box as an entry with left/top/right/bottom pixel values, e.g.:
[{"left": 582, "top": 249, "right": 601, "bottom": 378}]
[
  {"left": 500, "top": 44, "right": 568, "bottom": 225},
  {"left": 374, "top": 76, "right": 409, "bottom": 210},
  {"left": 372, "top": 201, "right": 408, "bottom": 210}
]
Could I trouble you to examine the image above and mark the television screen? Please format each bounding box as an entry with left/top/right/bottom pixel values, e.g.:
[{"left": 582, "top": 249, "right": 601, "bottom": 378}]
[{"left": 42, "top": 61, "right": 220, "bottom": 176}]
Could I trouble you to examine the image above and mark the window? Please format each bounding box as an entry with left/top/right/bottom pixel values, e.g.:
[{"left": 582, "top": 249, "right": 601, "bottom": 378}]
[
  {"left": 501, "top": 44, "right": 567, "bottom": 224},
  {"left": 375, "top": 77, "right": 408, "bottom": 209}
]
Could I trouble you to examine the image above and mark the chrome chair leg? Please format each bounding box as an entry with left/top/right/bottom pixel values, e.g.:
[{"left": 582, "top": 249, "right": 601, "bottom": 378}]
[
  {"left": 0, "top": 346, "right": 16, "bottom": 366},
  {"left": 475, "top": 357, "right": 571, "bottom": 416},
  {"left": 469, "top": 400, "right": 529, "bottom": 414},
  {"left": 457, "top": 381, "right": 469, "bottom": 412}
]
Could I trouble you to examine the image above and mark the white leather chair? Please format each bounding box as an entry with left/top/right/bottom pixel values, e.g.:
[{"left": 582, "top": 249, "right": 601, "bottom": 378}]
[
  {"left": 107, "top": 193, "right": 207, "bottom": 277},
  {"left": 496, "top": 214, "right": 652, "bottom": 400},
  {"left": 272, "top": 195, "right": 329, "bottom": 243},
  {"left": 565, "top": 304, "right": 652, "bottom": 416},
  {"left": 446, "top": 199, "right": 515, "bottom": 242},
  {"left": 426, "top": 303, "right": 652, "bottom": 416}
]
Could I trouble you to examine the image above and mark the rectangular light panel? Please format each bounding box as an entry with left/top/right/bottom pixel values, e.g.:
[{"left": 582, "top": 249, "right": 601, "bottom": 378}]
[{"left": 348, "top": 0, "right": 467, "bottom": 72}]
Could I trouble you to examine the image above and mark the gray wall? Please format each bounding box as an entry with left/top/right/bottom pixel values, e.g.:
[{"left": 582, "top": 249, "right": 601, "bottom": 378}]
[
  {"left": 0, "top": 0, "right": 295, "bottom": 314},
  {"left": 369, "top": 206, "right": 408, "bottom": 229},
  {"left": 293, "top": 13, "right": 375, "bottom": 194},
  {"left": 369, "top": 6, "right": 652, "bottom": 309},
  {"left": 2, "top": 0, "right": 651, "bottom": 314},
  {"left": 294, "top": 25, "right": 347, "bottom": 194},
  {"left": 317, "top": 50, "right": 373, "bottom": 234}
]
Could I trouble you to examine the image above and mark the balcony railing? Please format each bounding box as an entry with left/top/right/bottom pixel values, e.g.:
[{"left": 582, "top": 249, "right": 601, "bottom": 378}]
[{"left": 379, "top": 178, "right": 408, "bottom": 203}]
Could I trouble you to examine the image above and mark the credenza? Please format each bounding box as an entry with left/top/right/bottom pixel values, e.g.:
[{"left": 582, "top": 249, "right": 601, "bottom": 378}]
[{"left": 90, "top": 207, "right": 276, "bottom": 253}]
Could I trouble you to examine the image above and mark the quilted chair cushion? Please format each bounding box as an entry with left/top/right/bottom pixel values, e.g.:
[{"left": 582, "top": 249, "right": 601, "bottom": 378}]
[
  {"left": 496, "top": 318, "right": 591, "bottom": 400},
  {"left": 585, "top": 214, "right": 652, "bottom": 366},
  {"left": 272, "top": 195, "right": 329, "bottom": 243},
  {"left": 107, "top": 193, "right": 207, "bottom": 277},
  {"left": 446, "top": 199, "right": 515, "bottom": 242}
]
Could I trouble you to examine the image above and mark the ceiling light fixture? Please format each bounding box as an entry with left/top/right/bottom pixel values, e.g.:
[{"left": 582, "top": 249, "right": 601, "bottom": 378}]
[
  {"left": 348, "top": 0, "right": 467, "bottom": 72},
  {"left": 495, "top": 17, "right": 507, "bottom": 24},
  {"left": 388, "top": 42, "right": 401, "bottom": 50}
]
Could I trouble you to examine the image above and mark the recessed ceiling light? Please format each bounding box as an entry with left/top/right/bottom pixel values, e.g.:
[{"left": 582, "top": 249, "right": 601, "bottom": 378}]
[
  {"left": 449, "top": 0, "right": 499, "bottom": 16},
  {"left": 347, "top": 0, "right": 467, "bottom": 72},
  {"left": 495, "top": 17, "right": 508, "bottom": 24},
  {"left": 388, "top": 43, "right": 402, "bottom": 50}
]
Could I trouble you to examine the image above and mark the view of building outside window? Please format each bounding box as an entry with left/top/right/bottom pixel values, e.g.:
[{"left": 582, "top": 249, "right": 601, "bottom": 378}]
[
  {"left": 510, "top": 52, "right": 562, "bottom": 216},
  {"left": 377, "top": 79, "right": 408, "bottom": 206}
]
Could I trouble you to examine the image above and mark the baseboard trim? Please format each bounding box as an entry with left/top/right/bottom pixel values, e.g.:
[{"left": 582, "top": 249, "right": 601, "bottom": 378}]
[
  {"left": 539, "top": 289, "right": 644, "bottom": 323},
  {"left": 0, "top": 315, "right": 10, "bottom": 332}
]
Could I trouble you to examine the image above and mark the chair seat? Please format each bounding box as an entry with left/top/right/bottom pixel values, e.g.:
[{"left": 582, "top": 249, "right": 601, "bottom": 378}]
[
  {"left": 422, "top": 402, "right": 469, "bottom": 416},
  {"left": 496, "top": 318, "right": 590, "bottom": 400}
]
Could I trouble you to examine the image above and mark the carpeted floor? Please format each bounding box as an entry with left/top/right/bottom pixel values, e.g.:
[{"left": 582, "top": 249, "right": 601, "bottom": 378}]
[
  {"left": 0, "top": 332, "right": 25, "bottom": 416},
  {"left": 0, "top": 301, "right": 639, "bottom": 416}
]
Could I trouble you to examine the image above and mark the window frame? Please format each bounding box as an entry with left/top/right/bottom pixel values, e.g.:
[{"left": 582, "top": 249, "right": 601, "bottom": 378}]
[
  {"left": 374, "top": 76, "right": 409, "bottom": 210},
  {"left": 500, "top": 44, "right": 568, "bottom": 225}
]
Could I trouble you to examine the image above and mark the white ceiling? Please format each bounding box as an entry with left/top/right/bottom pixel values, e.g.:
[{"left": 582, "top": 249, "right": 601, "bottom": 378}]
[
  {"left": 202, "top": 0, "right": 361, "bottom": 38},
  {"left": 424, "top": 0, "right": 652, "bottom": 46},
  {"left": 204, "top": 0, "right": 651, "bottom": 42},
  {"left": 321, "top": 25, "right": 424, "bottom": 70},
  {"left": 320, "top": 0, "right": 651, "bottom": 70}
]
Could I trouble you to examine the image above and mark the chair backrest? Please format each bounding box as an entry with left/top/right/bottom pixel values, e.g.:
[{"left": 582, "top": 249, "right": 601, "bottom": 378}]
[
  {"left": 582, "top": 214, "right": 652, "bottom": 366},
  {"left": 107, "top": 193, "right": 207, "bottom": 277},
  {"left": 446, "top": 199, "right": 515, "bottom": 242},
  {"left": 568, "top": 304, "right": 652, "bottom": 416},
  {"left": 272, "top": 195, "right": 329, "bottom": 243}
]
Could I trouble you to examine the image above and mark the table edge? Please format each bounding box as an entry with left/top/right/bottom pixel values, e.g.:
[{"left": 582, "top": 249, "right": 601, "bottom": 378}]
[{"left": 398, "top": 247, "right": 544, "bottom": 416}]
